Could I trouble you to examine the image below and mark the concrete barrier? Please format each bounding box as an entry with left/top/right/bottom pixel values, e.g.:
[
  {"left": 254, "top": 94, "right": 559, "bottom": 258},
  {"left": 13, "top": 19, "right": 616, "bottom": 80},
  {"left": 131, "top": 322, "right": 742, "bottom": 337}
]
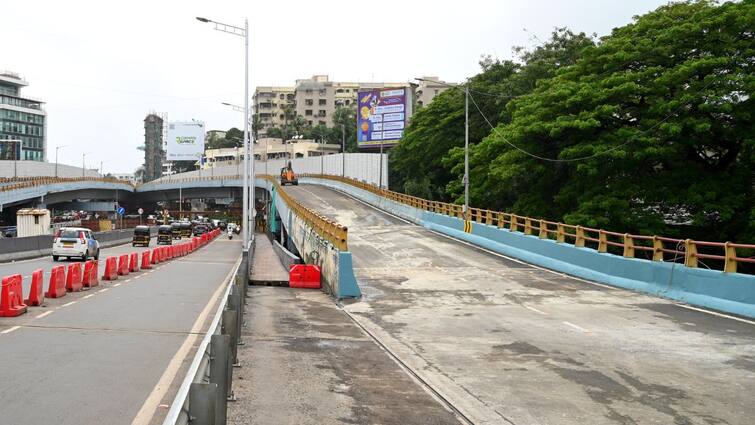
[
  {"left": 302, "top": 177, "right": 755, "bottom": 319},
  {"left": 270, "top": 234, "right": 301, "bottom": 271}
]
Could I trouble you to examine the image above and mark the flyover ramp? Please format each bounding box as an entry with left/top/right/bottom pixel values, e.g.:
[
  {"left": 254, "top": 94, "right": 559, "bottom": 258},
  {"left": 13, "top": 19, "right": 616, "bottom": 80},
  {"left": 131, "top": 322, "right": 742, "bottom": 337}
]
[
  {"left": 0, "top": 237, "right": 240, "bottom": 425},
  {"left": 285, "top": 184, "right": 755, "bottom": 425}
]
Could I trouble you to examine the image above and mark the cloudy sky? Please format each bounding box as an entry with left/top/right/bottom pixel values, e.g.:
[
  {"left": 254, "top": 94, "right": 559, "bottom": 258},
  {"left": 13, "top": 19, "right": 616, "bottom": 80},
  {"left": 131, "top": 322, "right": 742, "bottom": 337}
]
[{"left": 2, "top": 0, "right": 670, "bottom": 174}]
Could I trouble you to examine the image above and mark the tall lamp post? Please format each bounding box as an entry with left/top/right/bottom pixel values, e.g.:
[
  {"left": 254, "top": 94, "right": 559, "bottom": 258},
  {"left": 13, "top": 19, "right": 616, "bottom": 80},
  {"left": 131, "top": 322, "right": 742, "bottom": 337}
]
[
  {"left": 198, "top": 16, "right": 252, "bottom": 251},
  {"left": 341, "top": 124, "right": 346, "bottom": 177},
  {"left": 416, "top": 77, "right": 468, "bottom": 218},
  {"left": 82, "top": 152, "right": 90, "bottom": 178},
  {"left": 55, "top": 145, "right": 67, "bottom": 178}
]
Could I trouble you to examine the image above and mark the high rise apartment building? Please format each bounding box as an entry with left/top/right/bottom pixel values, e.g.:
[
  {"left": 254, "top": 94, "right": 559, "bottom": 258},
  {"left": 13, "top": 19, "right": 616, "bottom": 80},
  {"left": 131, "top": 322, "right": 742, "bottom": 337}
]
[
  {"left": 0, "top": 71, "right": 46, "bottom": 161},
  {"left": 143, "top": 113, "right": 164, "bottom": 182}
]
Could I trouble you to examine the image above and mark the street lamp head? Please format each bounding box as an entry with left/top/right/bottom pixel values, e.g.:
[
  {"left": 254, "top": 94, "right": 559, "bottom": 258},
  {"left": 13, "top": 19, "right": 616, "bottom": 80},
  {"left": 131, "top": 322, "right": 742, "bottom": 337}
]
[{"left": 196, "top": 17, "right": 210, "bottom": 23}]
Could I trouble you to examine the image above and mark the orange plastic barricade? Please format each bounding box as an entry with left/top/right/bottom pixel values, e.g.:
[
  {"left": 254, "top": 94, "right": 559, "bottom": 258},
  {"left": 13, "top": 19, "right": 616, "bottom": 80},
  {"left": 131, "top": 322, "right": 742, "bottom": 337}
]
[
  {"left": 141, "top": 250, "right": 152, "bottom": 269},
  {"left": 289, "top": 265, "right": 322, "bottom": 289},
  {"left": 118, "top": 254, "right": 130, "bottom": 276},
  {"left": 151, "top": 249, "right": 160, "bottom": 264},
  {"left": 65, "top": 263, "right": 83, "bottom": 292},
  {"left": 46, "top": 265, "right": 67, "bottom": 298},
  {"left": 129, "top": 252, "right": 139, "bottom": 273},
  {"left": 82, "top": 260, "right": 99, "bottom": 288},
  {"left": 103, "top": 256, "right": 118, "bottom": 281},
  {"left": 26, "top": 269, "right": 45, "bottom": 306},
  {"left": 0, "top": 274, "right": 27, "bottom": 316}
]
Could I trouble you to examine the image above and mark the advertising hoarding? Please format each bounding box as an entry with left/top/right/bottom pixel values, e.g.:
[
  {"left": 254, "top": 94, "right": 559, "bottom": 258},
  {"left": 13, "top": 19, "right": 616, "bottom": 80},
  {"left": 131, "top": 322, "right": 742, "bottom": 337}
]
[
  {"left": 166, "top": 121, "right": 205, "bottom": 161},
  {"left": 357, "top": 87, "right": 410, "bottom": 148}
]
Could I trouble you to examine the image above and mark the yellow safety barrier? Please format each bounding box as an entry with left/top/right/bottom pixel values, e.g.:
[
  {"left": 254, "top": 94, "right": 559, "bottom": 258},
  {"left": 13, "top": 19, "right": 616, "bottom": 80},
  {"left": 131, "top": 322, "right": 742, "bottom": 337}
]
[
  {"left": 261, "top": 175, "right": 348, "bottom": 251},
  {"left": 302, "top": 174, "right": 755, "bottom": 274}
]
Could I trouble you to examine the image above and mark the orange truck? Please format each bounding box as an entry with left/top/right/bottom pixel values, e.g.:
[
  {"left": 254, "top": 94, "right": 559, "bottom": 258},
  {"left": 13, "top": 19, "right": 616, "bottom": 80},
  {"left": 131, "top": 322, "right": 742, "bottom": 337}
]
[{"left": 280, "top": 164, "right": 298, "bottom": 186}]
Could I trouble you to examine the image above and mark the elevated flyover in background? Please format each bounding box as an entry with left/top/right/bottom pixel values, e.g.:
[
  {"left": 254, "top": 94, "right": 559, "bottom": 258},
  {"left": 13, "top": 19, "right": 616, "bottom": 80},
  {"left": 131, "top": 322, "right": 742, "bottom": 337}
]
[{"left": 278, "top": 176, "right": 755, "bottom": 425}]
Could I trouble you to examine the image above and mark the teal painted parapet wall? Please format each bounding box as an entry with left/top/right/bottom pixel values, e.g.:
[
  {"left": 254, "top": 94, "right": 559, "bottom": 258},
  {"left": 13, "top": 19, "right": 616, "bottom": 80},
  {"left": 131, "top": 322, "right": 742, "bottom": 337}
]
[{"left": 302, "top": 177, "right": 755, "bottom": 318}]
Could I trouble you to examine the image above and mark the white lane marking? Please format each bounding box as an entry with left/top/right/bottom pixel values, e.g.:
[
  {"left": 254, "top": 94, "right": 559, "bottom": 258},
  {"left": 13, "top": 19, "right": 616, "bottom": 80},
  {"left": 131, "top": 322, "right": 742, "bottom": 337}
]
[
  {"left": 61, "top": 301, "right": 77, "bottom": 307},
  {"left": 124, "top": 279, "right": 132, "bottom": 283},
  {"left": 675, "top": 304, "right": 755, "bottom": 325},
  {"left": 1, "top": 326, "right": 21, "bottom": 334},
  {"left": 523, "top": 305, "right": 548, "bottom": 315},
  {"left": 82, "top": 294, "right": 94, "bottom": 300},
  {"left": 131, "top": 255, "right": 242, "bottom": 425},
  {"left": 113, "top": 283, "right": 121, "bottom": 287},
  {"left": 98, "top": 288, "right": 109, "bottom": 293},
  {"left": 36, "top": 311, "right": 53, "bottom": 319},
  {"left": 563, "top": 321, "right": 591, "bottom": 333},
  {"left": 133, "top": 275, "right": 142, "bottom": 280}
]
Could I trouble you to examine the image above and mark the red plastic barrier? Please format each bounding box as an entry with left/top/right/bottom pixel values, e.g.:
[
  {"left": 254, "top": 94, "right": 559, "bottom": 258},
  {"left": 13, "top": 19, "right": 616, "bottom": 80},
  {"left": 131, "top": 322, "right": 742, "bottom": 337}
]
[
  {"left": 141, "top": 250, "right": 152, "bottom": 269},
  {"left": 129, "top": 252, "right": 139, "bottom": 273},
  {"left": 0, "top": 274, "right": 27, "bottom": 317},
  {"left": 26, "top": 269, "right": 45, "bottom": 306},
  {"left": 151, "top": 249, "right": 160, "bottom": 264},
  {"left": 66, "top": 263, "right": 83, "bottom": 292},
  {"left": 82, "top": 260, "right": 99, "bottom": 288},
  {"left": 118, "top": 254, "right": 130, "bottom": 276},
  {"left": 289, "top": 264, "right": 322, "bottom": 289},
  {"left": 46, "top": 265, "right": 67, "bottom": 298},
  {"left": 103, "top": 256, "right": 118, "bottom": 280}
]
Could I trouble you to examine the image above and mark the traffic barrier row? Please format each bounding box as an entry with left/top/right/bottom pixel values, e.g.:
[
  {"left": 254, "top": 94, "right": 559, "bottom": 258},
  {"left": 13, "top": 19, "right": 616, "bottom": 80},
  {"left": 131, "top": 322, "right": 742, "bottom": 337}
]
[{"left": 0, "top": 227, "right": 222, "bottom": 317}]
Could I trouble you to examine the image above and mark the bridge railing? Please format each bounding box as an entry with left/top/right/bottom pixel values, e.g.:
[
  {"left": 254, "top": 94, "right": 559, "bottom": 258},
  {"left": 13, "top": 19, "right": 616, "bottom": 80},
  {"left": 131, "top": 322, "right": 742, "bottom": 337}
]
[
  {"left": 301, "top": 174, "right": 755, "bottom": 274},
  {"left": 0, "top": 176, "right": 134, "bottom": 192},
  {"left": 261, "top": 175, "right": 348, "bottom": 250}
]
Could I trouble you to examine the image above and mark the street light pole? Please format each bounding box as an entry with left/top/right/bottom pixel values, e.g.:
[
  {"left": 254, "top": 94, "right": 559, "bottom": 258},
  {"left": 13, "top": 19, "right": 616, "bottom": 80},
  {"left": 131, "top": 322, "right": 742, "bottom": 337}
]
[
  {"left": 198, "top": 16, "right": 251, "bottom": 251},
  {"left": 55, "top": 145, "right": 67, "bottom": 178},
  {"left": 82, "top": 152, "right": 87, "bottom": 178},
  {"left": 464, "top": 87, "right": 469, "bottom": 219}
]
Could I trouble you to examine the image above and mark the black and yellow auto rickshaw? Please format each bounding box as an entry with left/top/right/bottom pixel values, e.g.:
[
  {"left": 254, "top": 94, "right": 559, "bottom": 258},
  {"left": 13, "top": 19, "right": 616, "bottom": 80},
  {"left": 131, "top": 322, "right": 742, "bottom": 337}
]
[
  {"left": 132, "top": 225, "right": 151, "bottom": 247},
  {"left": 171, "top": 222, "right": 182, "bottom": 239},
  {"left": 180, "top": 222, "right": 192, "bottom": 238},
  {"left": 157, "top": 225, "right": 173, "bottom": 245}
]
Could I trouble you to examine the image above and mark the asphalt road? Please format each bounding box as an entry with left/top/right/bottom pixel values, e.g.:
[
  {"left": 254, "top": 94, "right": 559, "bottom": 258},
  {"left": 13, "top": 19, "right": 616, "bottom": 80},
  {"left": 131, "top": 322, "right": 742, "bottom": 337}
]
[
  {"left": 0, "top": 236, "right": 180, "bottom": 299},
  {"left": 286, "top": 184, "right": 755, "bottom": 425},
  {"left": 0, "top": 236, "right": 241, "bottom": 425}
]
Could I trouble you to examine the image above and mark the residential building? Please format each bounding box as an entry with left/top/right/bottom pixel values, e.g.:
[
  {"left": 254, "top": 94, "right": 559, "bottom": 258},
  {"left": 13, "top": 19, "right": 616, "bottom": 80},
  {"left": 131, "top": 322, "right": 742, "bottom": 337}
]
[
  {"left": 253, "top": 86, "right": 295, "bottom": 138},
  {"left": 0, "top": 71, "right": 46, "bottom": 161},
  {"left": 415, "top": 76, "right": 455, "bottom": 107},
  {"left": 293, "top": 75, "right": 410, "bottom": 128},
  {"left": 202, "top": 137, "right": 341, "bottom": 169},
  {"left": 143, "top": 113, "right": 164, "bottom": 182}
]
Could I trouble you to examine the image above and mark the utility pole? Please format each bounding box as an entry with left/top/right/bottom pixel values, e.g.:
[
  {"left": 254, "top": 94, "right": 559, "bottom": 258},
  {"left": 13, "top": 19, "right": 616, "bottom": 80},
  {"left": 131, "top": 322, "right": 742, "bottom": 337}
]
[
  {"left": 341, "top": 124, "right": 345, "bottom": 178},
  {"left": 378, "top": 143, "right": 384, "bottom": 189},
  {"left": 464, "top": 87, "right": 469, "bottom": 219}
]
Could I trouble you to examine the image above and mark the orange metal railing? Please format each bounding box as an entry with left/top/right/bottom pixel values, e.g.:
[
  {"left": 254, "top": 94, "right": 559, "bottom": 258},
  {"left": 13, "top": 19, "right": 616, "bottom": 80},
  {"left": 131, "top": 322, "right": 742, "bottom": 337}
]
[
  {"left": 302, "top": 174, "right": 755, "bottom": 274},
  {"left": 0, "top": 176, "right": 134, "bottom": 193}
]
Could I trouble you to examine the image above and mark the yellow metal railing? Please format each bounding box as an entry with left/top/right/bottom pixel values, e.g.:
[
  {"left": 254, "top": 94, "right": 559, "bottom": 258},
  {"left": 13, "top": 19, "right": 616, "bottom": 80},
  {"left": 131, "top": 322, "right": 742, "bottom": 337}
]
[
  {"left": 262, "top": 175, "right": 348, "bottom": 251},
  {"left": 0, "top": 176, "right": 134, "bottom": 192},
  {"left": 304, "top": 174, "right": 755, "bottom": 274}
]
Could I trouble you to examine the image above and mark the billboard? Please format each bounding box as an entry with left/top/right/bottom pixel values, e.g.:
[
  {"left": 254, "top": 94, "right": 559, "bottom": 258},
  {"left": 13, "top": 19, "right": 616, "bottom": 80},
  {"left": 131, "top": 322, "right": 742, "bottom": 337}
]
[
  {"left": 357, "top": 87, "right": 410, "bottom": 148},
  {"left": 166, "top": 121, "right": 205, "bottom": 161}
]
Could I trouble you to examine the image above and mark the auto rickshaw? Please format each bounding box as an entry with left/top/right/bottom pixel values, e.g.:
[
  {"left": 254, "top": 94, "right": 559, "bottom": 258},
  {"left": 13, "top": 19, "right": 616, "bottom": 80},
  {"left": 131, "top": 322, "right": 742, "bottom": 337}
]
[
  {"left": 171, "top": 222, "right": 182, "bottom": 239},
  {"left": 157, "top": 225, "right": 173, "bottom": 245},
  {"left": 132, "top": 225, "right": 151, "bottom": 247},
  {"left": 180, "top": 222, "right": 192, "bottom": 238}
]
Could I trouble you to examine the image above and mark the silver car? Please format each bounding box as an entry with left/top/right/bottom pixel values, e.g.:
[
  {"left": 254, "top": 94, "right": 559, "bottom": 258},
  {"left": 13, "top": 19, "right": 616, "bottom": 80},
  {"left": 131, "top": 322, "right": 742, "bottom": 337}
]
[{"left": 52, "top": 227, "right": 100, "bottom": 261}]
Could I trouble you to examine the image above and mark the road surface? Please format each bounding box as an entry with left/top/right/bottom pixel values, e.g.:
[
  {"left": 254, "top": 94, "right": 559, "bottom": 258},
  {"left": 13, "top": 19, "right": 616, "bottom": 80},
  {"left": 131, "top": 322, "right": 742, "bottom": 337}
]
[
  {"left": 286, "top": 184, "right": 755, "bottom": 425},
  {"left": 0, "top": 237, "right": 240, "bottom": 425}
]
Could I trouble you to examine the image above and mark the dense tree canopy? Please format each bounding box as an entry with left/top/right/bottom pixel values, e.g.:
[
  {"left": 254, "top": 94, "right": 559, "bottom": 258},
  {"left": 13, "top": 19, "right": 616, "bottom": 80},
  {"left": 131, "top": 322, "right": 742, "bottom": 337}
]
[{"left": 391, "top": 0, "right": 754, "bottom": 242}]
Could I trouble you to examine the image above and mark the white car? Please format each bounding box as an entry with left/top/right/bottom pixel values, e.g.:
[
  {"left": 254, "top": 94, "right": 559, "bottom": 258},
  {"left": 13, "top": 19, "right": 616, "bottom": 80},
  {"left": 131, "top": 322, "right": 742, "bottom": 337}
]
[{"left": 52, "top": 227, "right": 100, "bottom": 261}]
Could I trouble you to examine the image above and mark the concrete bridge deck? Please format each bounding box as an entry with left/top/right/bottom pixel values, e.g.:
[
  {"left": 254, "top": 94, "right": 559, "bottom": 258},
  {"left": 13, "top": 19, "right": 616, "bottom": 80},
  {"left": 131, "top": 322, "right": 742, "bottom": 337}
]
[{"left": 285, "top": 183, "right": 755, "bottom": 425}]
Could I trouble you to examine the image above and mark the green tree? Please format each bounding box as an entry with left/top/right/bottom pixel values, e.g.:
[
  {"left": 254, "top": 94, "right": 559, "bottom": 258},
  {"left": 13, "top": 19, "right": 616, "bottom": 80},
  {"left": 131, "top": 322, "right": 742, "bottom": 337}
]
[{"left": 466, "top": 0, "right": 754, "bottom": 241}]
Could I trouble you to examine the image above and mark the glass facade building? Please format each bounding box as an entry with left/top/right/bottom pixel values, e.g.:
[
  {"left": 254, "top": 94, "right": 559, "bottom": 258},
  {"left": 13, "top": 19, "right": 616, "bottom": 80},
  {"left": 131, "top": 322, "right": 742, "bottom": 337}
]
[{"left": 0, "top": 72, "right": 46, "bottom": 161}]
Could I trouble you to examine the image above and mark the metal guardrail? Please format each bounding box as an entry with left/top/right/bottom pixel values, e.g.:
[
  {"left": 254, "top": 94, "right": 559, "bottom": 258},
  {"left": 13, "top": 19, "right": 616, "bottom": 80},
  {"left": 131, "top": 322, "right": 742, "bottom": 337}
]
[
  {"left": 162, "top": 240, "right": 251, "bottom": 425},
  {"left": 0, "top": 176, "right": 134, "bottom": 192},
  {"left": 304, "top": 174, "right": 755, "bottom": 274}
]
